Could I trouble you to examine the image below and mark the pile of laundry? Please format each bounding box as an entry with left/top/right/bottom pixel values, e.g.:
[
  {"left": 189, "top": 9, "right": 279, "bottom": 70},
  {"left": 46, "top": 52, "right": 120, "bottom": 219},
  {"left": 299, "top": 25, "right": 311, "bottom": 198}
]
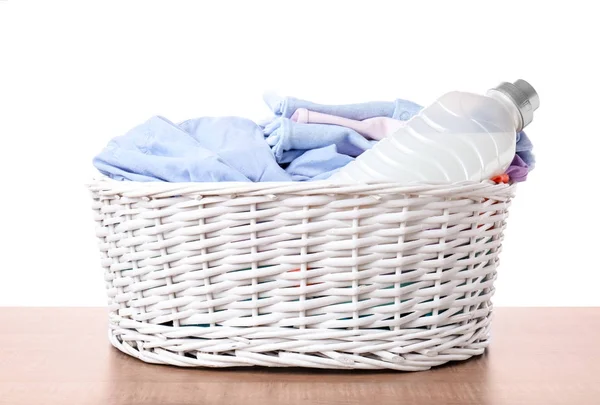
[{"left": 93, "top": 94, "right": 535, "bottom": 183}]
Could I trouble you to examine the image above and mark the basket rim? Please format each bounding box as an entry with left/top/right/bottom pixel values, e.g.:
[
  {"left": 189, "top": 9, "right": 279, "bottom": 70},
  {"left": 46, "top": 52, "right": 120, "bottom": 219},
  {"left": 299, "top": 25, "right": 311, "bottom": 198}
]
[{"left": 87, "top": 176, "right": 516, "bottom": 200}]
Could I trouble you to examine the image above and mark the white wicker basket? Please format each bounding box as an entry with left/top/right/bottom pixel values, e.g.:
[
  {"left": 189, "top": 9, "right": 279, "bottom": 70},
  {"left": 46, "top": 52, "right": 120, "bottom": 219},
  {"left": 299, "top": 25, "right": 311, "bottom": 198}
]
[{"left": 89, "top": 178, "right": 515, "bottom": 371}]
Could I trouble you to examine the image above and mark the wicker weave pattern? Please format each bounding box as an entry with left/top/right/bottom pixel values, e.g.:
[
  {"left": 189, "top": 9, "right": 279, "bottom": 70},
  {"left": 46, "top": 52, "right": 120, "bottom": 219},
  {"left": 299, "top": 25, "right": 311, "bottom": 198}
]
[{"left": 90, "top": 179, "right": 515, "bottom": 370}]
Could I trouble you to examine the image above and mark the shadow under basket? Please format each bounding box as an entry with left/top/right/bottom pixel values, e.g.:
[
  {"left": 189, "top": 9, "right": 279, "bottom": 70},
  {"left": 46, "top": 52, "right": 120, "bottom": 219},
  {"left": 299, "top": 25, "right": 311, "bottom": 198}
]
[{"left": 89, "top": 178, "right": 516, "bottom": 371}]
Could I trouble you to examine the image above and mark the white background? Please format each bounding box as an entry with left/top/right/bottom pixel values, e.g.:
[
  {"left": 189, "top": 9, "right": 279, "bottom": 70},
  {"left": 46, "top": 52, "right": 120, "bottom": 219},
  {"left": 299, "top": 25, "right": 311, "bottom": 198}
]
[{"left": 0, "top": 0, "right": 597, "bottom": 306}]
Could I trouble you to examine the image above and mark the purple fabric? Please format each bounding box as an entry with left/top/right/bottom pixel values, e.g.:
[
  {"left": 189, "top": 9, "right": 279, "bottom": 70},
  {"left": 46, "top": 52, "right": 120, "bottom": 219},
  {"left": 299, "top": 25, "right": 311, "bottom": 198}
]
[
  {"left": 508, "top": 131, "right": 535, "bottom": 182},
  {"left": 517, "top": 149, "right": 535, "bottom": 169},
  {"left": 506, "top": 154, "right": 529, "bottom": 182}
]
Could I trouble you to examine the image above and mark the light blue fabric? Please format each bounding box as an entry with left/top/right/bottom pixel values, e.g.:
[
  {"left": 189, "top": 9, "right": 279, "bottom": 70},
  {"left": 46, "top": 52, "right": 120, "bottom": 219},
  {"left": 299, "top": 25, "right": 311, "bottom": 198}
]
[
  {"left": 260, "top": 94, "right": 420, "bottom": 180},
  {"left": 263, "top": 118, "right": 376, "bottom": 163},
  {"left": 93, "top": 116, "right": 291, "bottom": 182},
  {"left": 263, "top": 92, "right": 422, "bottom": 121},
  {"left": 285, "top": 145, "right": 355, "bottom": 181}
]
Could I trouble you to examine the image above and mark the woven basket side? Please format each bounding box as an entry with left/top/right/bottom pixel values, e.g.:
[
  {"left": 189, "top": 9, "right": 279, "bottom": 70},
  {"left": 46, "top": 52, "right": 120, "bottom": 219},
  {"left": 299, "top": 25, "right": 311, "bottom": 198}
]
[{"left": 90, "top": 182, "right": 514, "bottom": 370}]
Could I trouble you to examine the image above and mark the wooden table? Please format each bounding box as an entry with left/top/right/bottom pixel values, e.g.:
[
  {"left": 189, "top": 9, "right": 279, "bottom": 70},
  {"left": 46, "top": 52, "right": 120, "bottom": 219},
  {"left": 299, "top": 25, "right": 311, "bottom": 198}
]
[{"left": 0, "top": 308, "right": 598, "bottom": 405}]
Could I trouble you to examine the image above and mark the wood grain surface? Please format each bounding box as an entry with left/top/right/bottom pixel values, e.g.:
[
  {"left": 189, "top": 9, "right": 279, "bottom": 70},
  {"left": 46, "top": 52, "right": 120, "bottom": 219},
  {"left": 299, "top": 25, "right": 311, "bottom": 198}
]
[{"left": 0, "top": 308, "right": 598, "bottom": 405}]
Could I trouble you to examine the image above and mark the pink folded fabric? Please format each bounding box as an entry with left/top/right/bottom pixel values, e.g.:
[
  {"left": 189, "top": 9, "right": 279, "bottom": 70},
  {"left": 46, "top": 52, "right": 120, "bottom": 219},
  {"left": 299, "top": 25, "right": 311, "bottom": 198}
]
[{"left": 291, "top": 108, "right": 405, "bottom": 141}]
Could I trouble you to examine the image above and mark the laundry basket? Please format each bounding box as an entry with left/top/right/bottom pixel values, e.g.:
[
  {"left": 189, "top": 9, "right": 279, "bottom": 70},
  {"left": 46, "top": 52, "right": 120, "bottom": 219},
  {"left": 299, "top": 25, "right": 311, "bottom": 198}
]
[{"left": 89, "top": 178, "right": 515, "bottom": 371}]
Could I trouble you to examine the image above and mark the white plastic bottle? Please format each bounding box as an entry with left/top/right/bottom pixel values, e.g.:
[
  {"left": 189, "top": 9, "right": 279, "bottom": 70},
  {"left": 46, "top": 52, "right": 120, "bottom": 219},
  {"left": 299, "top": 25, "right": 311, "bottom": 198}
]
[{"left": 331, "top": 80, "right": 539, "bottom": 184}]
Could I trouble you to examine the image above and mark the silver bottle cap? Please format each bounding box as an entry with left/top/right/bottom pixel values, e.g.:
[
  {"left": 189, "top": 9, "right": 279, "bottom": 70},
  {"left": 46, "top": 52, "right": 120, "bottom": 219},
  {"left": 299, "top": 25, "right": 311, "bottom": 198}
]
[{"left": 490, "top": 79, "right": 539, "bottom": 130}]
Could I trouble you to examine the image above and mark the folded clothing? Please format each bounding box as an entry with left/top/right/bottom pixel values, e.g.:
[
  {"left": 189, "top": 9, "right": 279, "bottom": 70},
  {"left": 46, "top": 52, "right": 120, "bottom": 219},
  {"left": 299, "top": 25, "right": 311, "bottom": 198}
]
[
  {"left": 291, "top": 108, "right": 406, "bottom": 141},
  {"left": 263, "top": 118, "right": 374, "bottom": 163},
  {"left": 93, "top": 94, "right": 535, "bottom": 183},
  {"left": 263, "top": 92, "right": 423, "bottom": 121},
  {"left": 260, "top": 94, "right": 420, "bottom": 180}
]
